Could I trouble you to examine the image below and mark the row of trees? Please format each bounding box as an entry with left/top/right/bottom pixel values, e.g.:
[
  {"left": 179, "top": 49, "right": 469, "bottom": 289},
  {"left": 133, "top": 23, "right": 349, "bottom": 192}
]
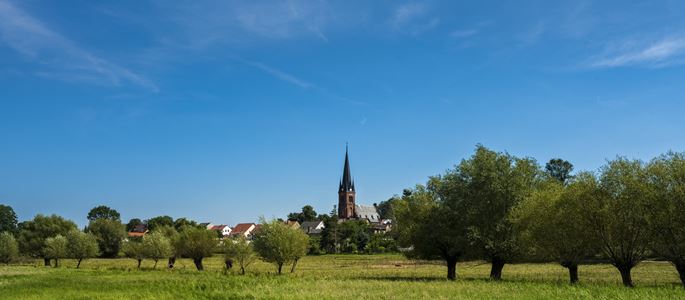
[
  {"left": 0, "top": 206, "right": 310, "bottom": 275},
  {"left": 394, "top": 145, "right": 685, "bottom": 287}
]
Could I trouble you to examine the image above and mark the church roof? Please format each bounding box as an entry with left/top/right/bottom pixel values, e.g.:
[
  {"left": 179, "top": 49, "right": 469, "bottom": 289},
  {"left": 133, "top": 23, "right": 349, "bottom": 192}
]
[
  {"left": 355, "top": 205, "right": 380, "bottom": 223},
  {"left": 339, "top": 145, "right": 355, "bottom": 193}
]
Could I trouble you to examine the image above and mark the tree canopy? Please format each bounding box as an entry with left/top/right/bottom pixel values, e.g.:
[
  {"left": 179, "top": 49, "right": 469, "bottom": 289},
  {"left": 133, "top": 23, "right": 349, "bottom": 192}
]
[
  {"left": 147, "top": 216, "right": 174, "bottom": 232},
  {"left": 0, "top": 204, "right": 18, "bottom": 234},
  {"left": 87, "top": 205, "right": 121, "bottom": 222},
  {"left": 287, "top": 205, "right": 318, "bottom": 223},
  {"left": 545, "top": 158, "right": 574, "bottom": 184},
  {"left": 17, "top": 214, "right": 77, "bottom": 265},
  {"left": 86, "top": 218, "right": 126, "bottom": 258}
]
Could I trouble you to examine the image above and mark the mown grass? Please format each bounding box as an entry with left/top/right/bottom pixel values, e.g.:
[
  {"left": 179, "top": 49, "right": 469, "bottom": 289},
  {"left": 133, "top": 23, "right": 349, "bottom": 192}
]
[{"left": 1, "top": 254, "right": 683, "bottom": 299}]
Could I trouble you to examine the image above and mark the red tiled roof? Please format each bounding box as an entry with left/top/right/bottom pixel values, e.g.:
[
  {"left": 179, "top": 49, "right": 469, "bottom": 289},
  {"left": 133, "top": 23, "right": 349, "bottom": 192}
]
[
  {"left": 231, "top": 223, "right": 256, "bottom": 234},
  {"left": 209, "top": 225, "right": 227, "bottom": 231}
]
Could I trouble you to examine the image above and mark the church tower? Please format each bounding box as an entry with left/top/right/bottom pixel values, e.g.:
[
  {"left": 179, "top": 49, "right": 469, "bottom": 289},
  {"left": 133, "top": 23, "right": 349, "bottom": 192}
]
[{"left": 338, "top": 145, "right": 356, "bottom": 219}]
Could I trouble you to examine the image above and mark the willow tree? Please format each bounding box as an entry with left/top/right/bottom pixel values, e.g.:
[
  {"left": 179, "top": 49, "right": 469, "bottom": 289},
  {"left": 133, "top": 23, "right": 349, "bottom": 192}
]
[
  {"left": 394, "top": 183, "right": 470, "bottom": 280},
  {"left": 452, "top": 145, "right": 540, "bottom": 280},
  {"left": 647, "top": 152, "right": 685, "bottom": 287},
  {"left": 581, "top": 158, "right": 651, "bottom": 287},
  {"left": 512, "top": 173, "right": 600, "bottom": 284},
  {"left": 252, "top": 219, "right": 309, "bottom": 274}
]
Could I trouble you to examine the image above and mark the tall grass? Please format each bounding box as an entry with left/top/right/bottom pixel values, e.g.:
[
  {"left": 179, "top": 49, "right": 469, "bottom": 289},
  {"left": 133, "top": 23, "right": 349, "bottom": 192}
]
[{"left": 0, "top": 255, "right": 682, "bottom": 299}]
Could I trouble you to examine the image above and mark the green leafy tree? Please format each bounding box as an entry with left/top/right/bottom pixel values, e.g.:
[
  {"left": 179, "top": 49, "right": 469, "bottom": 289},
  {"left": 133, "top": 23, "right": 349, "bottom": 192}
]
[
  {"left": 17, "top": 214, "right": 77, "bottom": 266},
  {"left": 319, "top": 213, "right": 339, "bottom": 253},
  {"left": 451, "top": 145, "right": 540, "bottom": 280},
  {"left": 0, "top": 231, "right": 19, "bottom": 264},
  {"left": 154, "top": 225, "right": 180, "bottom": 268},
  {"left": 173, "top": 218, "right": 198, "bottom": 231},
  {"left": 581, "top": 158, "right": 651, "bottom": 287},
  {"left": 512, "top": 174, "right": 600, "bottom": 284},
  {"left": 0, "top": 204, "right": 18, "bottom": 234},
  {"left": 122, "top": 240, "right": 146, "bottom": 269},
  {"left": 394, "top": 184, "right": 470, "bottom": 280},
  {"left": 125, "top": 218, "right": 143, "bottom": 232},
  {"left": 338, "top": 220, "right": 371, "bottom": 253},
  {"left": 287, "top": 205, "right": 318, "bottom": 223},
  {"left": 66, "top": 230, "right": 99, "bottom": 268},
  {"left": 43, "top": 235, "right": 68, "bottom": 268},
  {"left": 223, "top": 236, "right": 257, "bottom": 274},
  {"left": 646, "top": 152, "right": 685, "bottom": 287},
  {"left": 143, "top": 231, "right": 173, "bottom": 269},
  {"left": 147, "top": 216, "right": 174, "bottom": 231},
  {"left": 87, "top": 205, "right": 120, "bottom": 222},
  {"left": 375, "top": 196, "right": 401, "bottom": 220},
  {"left": 252, "top": 219, "right": 309, "bottom": 274},
  {"left": 545, "top": 158, "right": 574, "bottom": 184},
  {"left": 176, "top": 226, "right": 217, "bottom": 271},
  {"left": 86, "top": 218, "right": 126, "bottom": 258}
]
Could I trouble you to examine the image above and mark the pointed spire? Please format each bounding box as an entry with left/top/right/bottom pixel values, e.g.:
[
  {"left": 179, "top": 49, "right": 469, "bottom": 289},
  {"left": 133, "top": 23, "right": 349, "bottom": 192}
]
[{"left": 339, "top": 144, "right": 354, "bottom": 193}]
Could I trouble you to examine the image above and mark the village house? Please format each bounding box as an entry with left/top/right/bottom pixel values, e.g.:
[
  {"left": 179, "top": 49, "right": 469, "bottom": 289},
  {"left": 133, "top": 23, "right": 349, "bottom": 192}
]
[
  {"left": 230, "top": 223, "right": 256, "bottom": 238},
  {"left": 300, "top": 220, "right": 325, "bottom": 235},
  {"left": 127, "top": 223, "right": 148, "bottom": 238},
  {"left": 208, "top": 224, "right": 231, "bottom": 237}
]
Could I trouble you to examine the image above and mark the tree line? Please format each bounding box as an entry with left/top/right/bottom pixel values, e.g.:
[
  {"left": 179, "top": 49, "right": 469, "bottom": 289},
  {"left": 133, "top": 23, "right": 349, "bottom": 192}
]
[
  {"left": 392, "top": 145, "right": 685, "bottom": 287},
  {"left": 0, "top": 205, "right": 309, "bottom": 275}
]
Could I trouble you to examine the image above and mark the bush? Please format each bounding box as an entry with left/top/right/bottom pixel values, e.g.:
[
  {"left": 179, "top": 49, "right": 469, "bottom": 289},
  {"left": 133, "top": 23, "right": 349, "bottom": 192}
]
[{"left": 0, "top": 231, "right": 19, "bottom": 264}]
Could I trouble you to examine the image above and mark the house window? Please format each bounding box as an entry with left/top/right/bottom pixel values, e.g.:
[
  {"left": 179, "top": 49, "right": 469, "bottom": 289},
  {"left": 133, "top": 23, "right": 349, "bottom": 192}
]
[{"left": 348, "top": 196, "right": 354, "bottom": 203}]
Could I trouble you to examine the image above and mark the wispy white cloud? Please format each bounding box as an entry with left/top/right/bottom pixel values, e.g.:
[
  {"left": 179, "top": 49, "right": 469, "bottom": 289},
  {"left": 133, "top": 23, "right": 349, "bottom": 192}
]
[
  {"left": 234, "top": 57, "right": 314, "bottom": 89},
  {"left": 588, "top": 37, "right": 685, "bottom": 68},
  {"left": 389, "top": 3, "right": 439, "bottom": 35},
  {"left": 0, "top": 0, "right": 157, "bottom": 91}
]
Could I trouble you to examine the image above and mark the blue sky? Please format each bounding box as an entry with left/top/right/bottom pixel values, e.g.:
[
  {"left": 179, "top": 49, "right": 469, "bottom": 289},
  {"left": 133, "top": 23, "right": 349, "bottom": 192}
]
[{"left": 2, "top": 0, "right": 685, "bottom": 227}]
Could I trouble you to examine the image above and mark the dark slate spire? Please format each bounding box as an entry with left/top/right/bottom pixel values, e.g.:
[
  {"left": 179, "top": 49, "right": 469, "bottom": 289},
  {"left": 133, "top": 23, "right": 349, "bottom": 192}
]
[{"left": 339, "top": 145, "right": 355, "bottom": 193}]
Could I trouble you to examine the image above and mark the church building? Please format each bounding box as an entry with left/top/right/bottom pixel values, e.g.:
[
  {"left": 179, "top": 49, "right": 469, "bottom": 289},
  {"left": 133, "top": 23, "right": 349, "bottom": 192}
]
[{"left": 337, "top": 146, "right": 381, "bottom": 223}]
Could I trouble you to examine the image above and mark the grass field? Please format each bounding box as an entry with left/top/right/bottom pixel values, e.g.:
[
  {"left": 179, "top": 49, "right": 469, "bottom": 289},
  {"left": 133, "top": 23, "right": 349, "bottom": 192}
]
[{"left": 1, "top": 254, "right": 683, "bottom": 299}]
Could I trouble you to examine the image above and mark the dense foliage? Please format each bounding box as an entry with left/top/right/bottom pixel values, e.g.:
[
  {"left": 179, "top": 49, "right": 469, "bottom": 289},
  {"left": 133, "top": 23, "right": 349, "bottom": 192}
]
[{"left": 252, "top": 219, "right": 309, "bottom": 274}]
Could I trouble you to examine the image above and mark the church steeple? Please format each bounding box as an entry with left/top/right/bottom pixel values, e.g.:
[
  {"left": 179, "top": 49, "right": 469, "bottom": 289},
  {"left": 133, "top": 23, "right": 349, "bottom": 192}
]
[
  {"left": 339, "top": 145, "right": 355, "bottom": 193},
  {"left": 338, "top": 144, "right": 356, "bottom": 219}
]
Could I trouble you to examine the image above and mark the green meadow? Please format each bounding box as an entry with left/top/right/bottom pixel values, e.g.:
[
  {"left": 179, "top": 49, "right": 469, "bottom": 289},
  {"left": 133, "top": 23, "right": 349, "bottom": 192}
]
[{"left": 1, "top": 254, "right": 683, "bottom": 299}]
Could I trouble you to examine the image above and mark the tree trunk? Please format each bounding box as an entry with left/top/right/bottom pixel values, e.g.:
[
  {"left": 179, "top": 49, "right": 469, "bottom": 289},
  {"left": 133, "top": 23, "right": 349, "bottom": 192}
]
[
  {"left": 277, "top": 263, "right": 283, "bottom": 274},
  {"left": 53, "top": 259, "right": 59, "bottom": 268},
  {"left": 193, "top": 258, "right": 204, "bottom": 271},
  {"left": 567, "top": 263, "right": 579, "bottom": 284},
  {"left": 44, "top": 257, "right": 51, "bottom": 267},
  {"left": 76, "top": 258, "right": 83, "bottom": 269},
  {"left": 674, "top": 262, "right": 685, "bottom": 288},
  {"left": 168, "top": 257, "right": 176, "bottom": 269},
  {"left": 446, "top": 256, "right": 458, "bottom": 281},
  {"left": 225, "top": 259, "right": 233, "bottom": 270},
  {"left": 291, "top": 258, "right": 299, "bottom": 273},
  {"left": 489, "top": 257, "right": 505, "bottom": 281},
  {"left": 241, "top": 266, "right": 245, "bottom": 275},
  {"left": 153, "top": 259, "right": 158, "bottom": 269},
  {"left": 618, "top": 265, "right": 633, "bottom": 287},
  {"left": 137, "top": 259, "right": 142, "bottom": 269}
]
